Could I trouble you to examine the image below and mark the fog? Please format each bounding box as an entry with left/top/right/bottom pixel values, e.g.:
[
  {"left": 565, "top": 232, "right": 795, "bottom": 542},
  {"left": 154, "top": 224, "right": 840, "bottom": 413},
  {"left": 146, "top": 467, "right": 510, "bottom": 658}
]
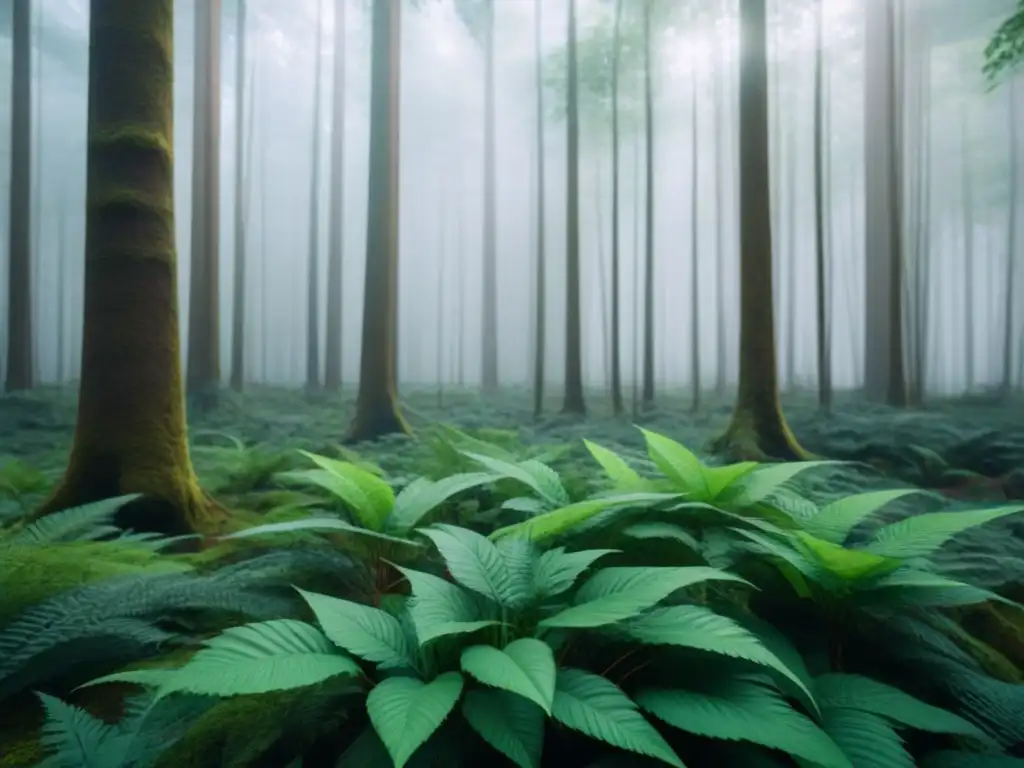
[{"left": 0, "top": 0, "right": 1020, "bottom": 397}]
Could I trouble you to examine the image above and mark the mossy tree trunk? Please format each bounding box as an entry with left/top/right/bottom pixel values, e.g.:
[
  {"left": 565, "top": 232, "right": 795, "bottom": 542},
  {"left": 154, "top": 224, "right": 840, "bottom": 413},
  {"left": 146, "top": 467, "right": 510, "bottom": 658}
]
[
  {"left": 562, "top": 0, "right": 586, "bottom": 416},
  {"left": 229, "top": 0, "right": 248, "bottom": 393},
  {"left": 324, "top": 0, "right": 347, "bottom": 393},
  {"left": 345, "top": 0, "right": 410, "bottom": 442},
  {"left": 710, "top": 0, "right": 808, "bottom": 463},
  {"left": 187, "top": 0, "right": 223, "bottom": 408},
  {"left": 5, "top": 0, "right": 34, "bottom": 394},
  {"left": 33, "top": 0, "right": 226, "bottom": 537}
]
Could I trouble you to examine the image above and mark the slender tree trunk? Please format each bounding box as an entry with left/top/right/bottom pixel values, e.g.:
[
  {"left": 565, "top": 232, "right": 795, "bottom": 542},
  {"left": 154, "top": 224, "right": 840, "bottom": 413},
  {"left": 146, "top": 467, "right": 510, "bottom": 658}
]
[
  {"left": 711, "top": 0, "right": 808, "bottom": 462},
  {"left": 813, "top": 0, "right": 831, "bottom": 411},
  {"left": 1002, "top": 79, "right": 1018, "bottom": 395},
  {"left": 187, "top": 0, "right": 223, "bottom": 406},
  {"left": 689, "top": 63, "right": 701, "bottom": 412},
  {"left": 325, "top": 0, "right": 347, "bottom": 392},
  {"left": 595, "top": 160, "right": 610, "bottom": 386},
  {"left": 609, "top": 0, "right": 624, "bottom": 415},
  {"left": 532, "top": 0, "right": 546, "bottom": 418},
  {"left": 714, "top": 20, "right": 728, "bottom": 396},
  {"left": 437, "top": 192, "right": 446, "bottom": 408},
  {"left": 641, "top": 0, "right": 655, "bottom": 408},
  {"left": 57, "top": 185, "right": 68, "bottom": 383},
  {"left": 784, "top": 125, "right": 797, "bottom": 388},
  {"left": 35, "top": 0, "right": 225, "bottom": 536},
  {"left": 345, "top": 0, "right": 410, "bottom": 441},
  {"left": 632, "top": 132, "right": 642, "bottom": 417},
  {"left": 562, "top": 0, "right": 586, "bottom": 415},
  {"left": 480, "top": 0, "right": 499, "bottom": 393},
  {"left": 961, "top": 105, "right": 975, "bottom": 391},
  {"left": 5, "top": 0, "right": 33, "bottom": 393},
  {"left": 229, "top": 0, "right": 248, "bottom": 392},
  {"left": 306, "top": 0, "right": 325, "bottom": 392}
]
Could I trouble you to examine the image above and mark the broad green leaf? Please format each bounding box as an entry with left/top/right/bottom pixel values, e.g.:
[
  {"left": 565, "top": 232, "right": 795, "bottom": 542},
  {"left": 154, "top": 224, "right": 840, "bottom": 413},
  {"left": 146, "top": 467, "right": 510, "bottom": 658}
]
[
  {"left": 552, "top": 668, "right": 684, "bottom": 768},
  {"left": 124, "top": 620, "right": 359, "bottom": 699},
  {"left": 533, "top": 547, "right": 619, "bottom": 598},
  {"left": 803, "top": 489, "right": 924, "bottom": 544},
  {"left": 703, "top": 462, "right": 759, "bottom": 499},
  {"left": 730, "top": 528, "right": 824, "bottom": 584},
  {"left": 794, "top": 532, "right": 904, "bottom": 583},
  {"left": 419, "top": 524, "right": 528, "bottom": 608},
  {"left": 396, "top": 565, "right": 501, "bottom": 644},
  {"left": 814, "top": 674, "right": 991, "bottom": 741},
  {"left": 636, "top": 677, "right": 851, "bottom": 768},
  {"left": 462, "top": 452, "right": 565, "bottom": 507},
  {"left": 296, "top": 588, "right": 414, "bottom": 669},
  {"left": 490, "top": 493, "right": 679, "bottom": 541},
  {"left": 622, "top": 606, "right": 815, "bottom": 705},
  {"left": 861, "top": 569, "right": 1016, "bottom": 609},
  {"left": 865, "top": 505, "right": 1024, "bottom": 559},
  {"left": 818, "top": 708, "right": 914, "bottom": 768},
  {"left": 367, "top": 671, "right": 464, "bottom": 768},
  {"left": 540, "top": 567, "right": 750, "bottom": 629},
  {"left": 461, "top": 639, "right": 557, "bottom": 714},
  {"left": 496, "top": 536, "right": 538, "bottom": 609},
  {"left": 584, "top": 440, "right": 644, "bottom": 488},
  {"left": 639, "top": 428, "right": 709, "bottom": 498},
  {"left": 298, "top": 451, "right": 396, "bottom": 530},
  {"left": 221, "top": 517, "right": 423, "bottom": 549},
  {"left": 462, "top": 689, "right": 544, "bottom": 768},
  {"left": 389, "top": 472, "right": 497, "bottom": 532},
  {"left": 520, "top": 459, "right": 572, "bottom": 507},
  {"left": 621, "top": 522, "right": 701, "bottom": 552},
  {"left": 727, "top": 461, "right": 837, "bottom": 506}
]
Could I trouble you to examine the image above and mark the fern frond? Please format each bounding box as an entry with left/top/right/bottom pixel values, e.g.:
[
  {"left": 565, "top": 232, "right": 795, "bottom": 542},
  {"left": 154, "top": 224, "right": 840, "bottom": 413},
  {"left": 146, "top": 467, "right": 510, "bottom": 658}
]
[{"left": 4, "top": 495, "right": 140, "bottom": 547}]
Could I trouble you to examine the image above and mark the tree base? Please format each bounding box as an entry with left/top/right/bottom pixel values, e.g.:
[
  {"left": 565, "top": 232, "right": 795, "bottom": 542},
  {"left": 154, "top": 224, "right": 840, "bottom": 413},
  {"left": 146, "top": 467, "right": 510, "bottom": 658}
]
[
  {"left": 344, "top": 401, "right": 411, "bottom": 443},
  {"left": 709, "top": 406, "right": 813, "bottom": 462}
]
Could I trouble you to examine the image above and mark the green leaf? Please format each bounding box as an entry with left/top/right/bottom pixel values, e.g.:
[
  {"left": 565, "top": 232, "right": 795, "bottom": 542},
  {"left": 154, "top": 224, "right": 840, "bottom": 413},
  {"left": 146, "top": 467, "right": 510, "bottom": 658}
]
[
  {"left": 727, "top": 461, "right": 837, "bottom": 506},
  {"left": 490, "top": 493, "right": 679, "bottom": 541},
  {"left": 462, "top": 689, "right": 544, "bottom": 768},
  {"left": 367, "top": 671, "right": 464, "bottom": 768},
  {"left": 584, "top": 440, "right": 645, "bottom": 488},
  {"left": 36, "top": 692, "right": 132, "bottom": 768},
  {"left": 636, "top": 677, "right": 851, "bottom": 768},
  {"left": 551, "top": 668, "right": 684, "bottom": 768},
  {"left": 621, "top": 522, "right": 701, "bottom": 552},
  {"left": 461, "top": 638, "right": 557, "bottom": 714},
  {"left": 865, "top": 504, "right": 1024, "bottom": 559},
  {"left": 133, "top": 620, "right": 359, "bottom": 698},
  {"left": 461, "top": 452, "right": 566, "bottom": 507},
  {"left": 803, "top": 489, "right": 924, "bottom": 544},
  {"left": 622, "top": 606, "right": 816, "bottom": 706},
  {"left": 298, "top": 450, "right": 396, "bottom": 530},
  {"left": 703, "top": 462, "right": 759, "bottom": 499},
  {"left": 419, "top": 524, "right": 528, "bottom": 608},
  {"left": 540, "top": 567, "right": 750, "bottom": 629},
  {"left": 7, "top": 494, "right": 141, "bottom": 546},
  {"left": 396, "top": 565, "right": 501, "bottom": 644},
  {"left": 639, "top": 428, "right": 709, "bottom": 498},
  {"left": 863, "top": 569, "right": 1015, "bottom": 609},
  {"left": 388, "top": 472, "right": 497, "bottom": 532},
  {"left": 222, "top": 516, "right": 423, "bottom": 549},
  {"left": 818, "top": 708, "right": 914, "bottom": 768},
  {"left": 296, "top": 588, "right": 414, "bottom": 670},
  {"left": 794, "top": 532, "right": 904, "bottom": 582},
  {"left": 533, "top": 547, "right": 620, "bottom": 598},
  {"left": 814, "top": 674, "right": 993, "bottom": 742}
]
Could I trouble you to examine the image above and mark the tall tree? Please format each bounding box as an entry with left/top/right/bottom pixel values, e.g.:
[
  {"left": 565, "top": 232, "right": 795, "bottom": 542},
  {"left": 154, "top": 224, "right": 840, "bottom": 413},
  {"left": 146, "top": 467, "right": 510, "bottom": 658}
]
[
  {"left": 813, "top": 0, "right": 831, "bottom": 411},
  {"left": 608, "top": 0, "right": 624, "bottom": 415},
  {"left": 710, "top": 0, "right": 807, "bottom": 461},
  {"left": 324, "top": 0, "right": 348, "bottom": 392},
  {"left": 563, "top": 0, "right": 586, "bottom": 415},
  {"left": 345, "top": 0, "right": 409, "bottom": 441},
  {"left": 640, "top": 0, "right": 655, "bottom": 408},
  {"left": 688, "top": 51, "right": 700, "bottom": 413},
  {"left": 187, "top": 0, "right": 223, "bottom": 405},
  {"left": 1002, "top": 79, "right": 1019, "bottom": 395},
  {"left": 229, "top": 0, "right": 248, "bottom": 392},
  {"left": 5, "top": 0, "right": 33, "bottom": 393},
  {"left": 306, "top": 0, "right": 325, "bottom": 392},
  {"left": 34, "top": 0, "right": 224, "bottom": 535},
  {"left": 532, "top": 0, "right": 547, "bottom": 418}
]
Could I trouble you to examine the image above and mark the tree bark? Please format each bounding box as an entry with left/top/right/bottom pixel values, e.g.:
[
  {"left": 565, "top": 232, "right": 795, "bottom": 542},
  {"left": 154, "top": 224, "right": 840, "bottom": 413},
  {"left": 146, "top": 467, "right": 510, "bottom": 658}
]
[
  {"left": 34, "top": 0, "right": 225, "bottom": 537},
  {"left": 641, "top": 0, "right": 655, "bottom": 408},
  {"left": 689, "top": 61, "right": 701, "bottom": 413},
  {"left": 608, "top": 0, "right": 624, "bottom": 415},
  {"left": 531, "top": 0, "right": 546, "bottom": 418},
  {"left": 305, "top": 0, "right": 325, "bottom": 393},
  {"left": 345, "top": 0, "right": 410, "bottom": 441},
  {"left": 229, "top": 0, "right": 248, "bottom": 392},
  {"left": 813, "top": 0, "right": 831, "bottom": 411},
  {"left": 324, "top": 0, "right": 347, "bottom": 392},
  {"left": 5, "top": 0, "right": 33, "bottom": 393},
  {"left": 480, "top": 0, "right": 499, "bottom": 393},
  {"left": 711, "top": 0, "right": 808, "bottom": 462}
]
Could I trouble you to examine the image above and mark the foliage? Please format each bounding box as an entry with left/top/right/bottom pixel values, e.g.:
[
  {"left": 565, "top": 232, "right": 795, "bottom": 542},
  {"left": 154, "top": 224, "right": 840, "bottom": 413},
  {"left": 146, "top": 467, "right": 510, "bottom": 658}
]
[{"left": 984, "top": 0, "right": 1024, "bottom": 84}]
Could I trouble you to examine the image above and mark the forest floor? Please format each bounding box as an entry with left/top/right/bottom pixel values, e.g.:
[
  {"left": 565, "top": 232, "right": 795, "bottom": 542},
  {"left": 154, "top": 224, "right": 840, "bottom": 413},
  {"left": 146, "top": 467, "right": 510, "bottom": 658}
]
[{"left": 2, "top": 384, "right": 1023, "bottom": 520}]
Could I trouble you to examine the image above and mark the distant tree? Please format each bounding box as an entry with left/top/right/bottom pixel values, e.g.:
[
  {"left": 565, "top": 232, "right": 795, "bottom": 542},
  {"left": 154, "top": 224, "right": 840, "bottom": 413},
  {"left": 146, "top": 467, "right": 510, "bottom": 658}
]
[
  {"left": 306, "top": 0, "right": 326, "bottom": 393},
  {"left": 229, "top": 0, "right": 249, "bottom": 392},
  {"left": 563, "top": 0, "right": 586, "bottom": 416},
  {"left": 710, "top": 0, "right": 808, "bottom": 461},
  {"left": 324, "top": 0, "right": 348, "bottom": 393},
  {"left": 346, "top": 0, "right": 410, "bottom": 441},
  {"left": 34, "top": 0, "right": 226, "bottom": 536},
  {"left": 187, "top": 0, "right": 223, "bottom": 407},
  {"left": 532, "top": 0, "right": 547, "bottom": 418},
  {"left": 5, "top": 0, "right": 33, "bottom": 393}
]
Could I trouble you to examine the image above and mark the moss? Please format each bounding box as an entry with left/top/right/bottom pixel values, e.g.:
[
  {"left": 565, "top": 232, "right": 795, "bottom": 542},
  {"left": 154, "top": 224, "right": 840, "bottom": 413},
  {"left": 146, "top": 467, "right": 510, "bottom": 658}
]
[{"left": 709, "top": 405, "right": 815, "bottom": 462}]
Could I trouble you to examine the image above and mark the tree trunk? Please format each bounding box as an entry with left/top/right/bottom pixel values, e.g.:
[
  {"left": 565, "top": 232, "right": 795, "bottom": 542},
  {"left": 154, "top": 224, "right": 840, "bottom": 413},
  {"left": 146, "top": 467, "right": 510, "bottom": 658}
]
[
  {"left": 1002, "top": 79, "right": 1019, "bottom": 395},
  {"left": 480, "top": 0, "right": 499, "bottom": 393},
  {"left": 229, "top": 0, "right": 248, "bottom": 392},
  {"left": 5, "top": 0, "right": 33, "bottom": 393},
  {"left": 961, "top": 103, "right": 975, "bottom": 392},
  {"left": 187, "top": 0, "right": 222, "bottom": 407},
  {"left": 641, "top": 0, "right": 655, "bottom": 408},
  {"left": 305, "top": 0, "right": 325, "bottom": 393},
  {"left": 711, "top": 0, "right": 808, "bottom": 462},
  {"left": 689, "top": 62, "right": 701, "bottom": 413},
  {"left": 609, "top": 0, "right": 624, "bottom": 415},
  {"left": 714, "top": 15, "right": 728, "bottom": 396},
  {"left": 813, "top": 0, "right": 831, "bottom": 411},
  {"left": 324, "top": 0, "right": 347, "bottom": 393},
  {"left": 532, "top": 0, "right": 546, "bottom": 418},
  {"left": 562, "top": 0, "right": 586, "bottom": 416},
  {"left": 345, "top": 0, "right": 410, "bottom": 441},
  {"left": 784, "top": 123, "right": 797, "bottom": 389},
  {"left": 34, "top": 0, "right": 225, "bottom": 537}
]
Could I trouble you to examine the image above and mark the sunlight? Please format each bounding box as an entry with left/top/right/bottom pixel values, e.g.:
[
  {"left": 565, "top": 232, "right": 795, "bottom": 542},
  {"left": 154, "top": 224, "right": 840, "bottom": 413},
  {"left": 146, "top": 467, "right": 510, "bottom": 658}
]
[{"left": 665, "top": 27, "right": 716, "bottom": 79}]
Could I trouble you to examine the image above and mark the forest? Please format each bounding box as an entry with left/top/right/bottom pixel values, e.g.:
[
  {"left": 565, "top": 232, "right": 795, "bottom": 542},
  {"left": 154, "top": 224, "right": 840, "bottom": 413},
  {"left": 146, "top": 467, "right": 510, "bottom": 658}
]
[{"left": 1, "top": 0, "right": 1024, "bottom": 765}]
